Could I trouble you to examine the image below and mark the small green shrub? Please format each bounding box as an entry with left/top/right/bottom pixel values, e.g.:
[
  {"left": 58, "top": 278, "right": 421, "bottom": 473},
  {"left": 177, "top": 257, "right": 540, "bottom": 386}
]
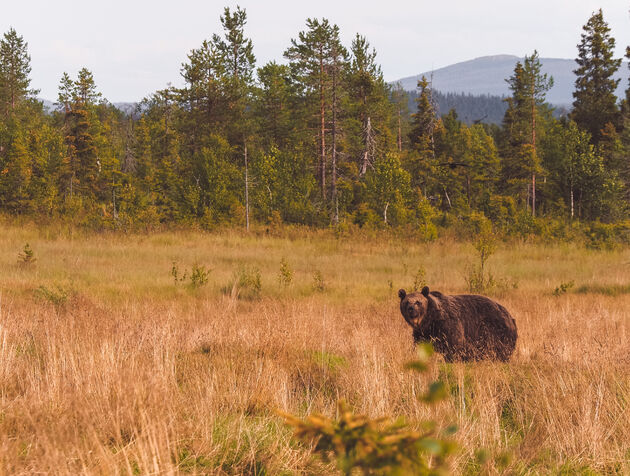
[
  {"left": 225, "top": 266, "right": 262, "bottom": 300},
  {"left": 34, "top": 285, "right": 72, "bottom": 310},
  {"left": 171, "top": 261, "right": 211, "bottom": 289},
  {"left": 190, "top": 264, "right": 210, "bottom": 289},
  {"left": 585, "top": 222, "right": 619, "bottom": 250},
  {"left": 171, "top": 261, "right": 187, "bottom": 284},
  {"left": 412, "top": 266, "right": 427, "bottom": 291},
  {"left": 553, "top": 280, "right": 575, "bottom": 297},
  {"left": 18, "top": 243, "right": 36, "bottom": 266},
  {"left": 464, "top": 229, "right": 507, "bottom": 294},
  {"left": 465, "top": 265, "right": 496, "bottom": 294},
  {"left": 312, "top": 270, "right": 325, "bottom": 293},
  {"left": 278, "top": 258, "right": 293, "bottom": 287},
  {"left": 280, "top": 343, "right": 456, "bottom": 476}
]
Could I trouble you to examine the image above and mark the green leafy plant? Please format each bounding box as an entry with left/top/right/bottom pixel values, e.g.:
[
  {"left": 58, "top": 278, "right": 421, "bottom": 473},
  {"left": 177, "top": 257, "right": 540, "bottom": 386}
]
[
  {"left": 18, "top": 243, "right": 36, "bottom": 266},
  {"left": 225, "top": 266, "right": 262, "bottom": 300},
  {"left": 171, "top": 261, "right": 210, "bottom": 289},
  {"left": 553, "top": 280, "right": 575, "bottom": 297},
  {"left": 34, "top": 284, "right": 73, "bottom": 310},
  {"left": 280, "top": 343, "right": 456, "bottom": 475},
  {"left": 465, "top": 230, "right": 497, "bottom": 293},
  {"left": 412, "top": 266, "right": 427, "bottom": 291},
  {"left": 171, "top": 261, "right": 187, "bottom": 284},
  {"left": 312, "top": 270, "right": 325, "bottom": 293},
  {"left": 190, "top": 264, "right": 210, "bottom": 289},
  {"left": 278, "top": 257, "right": 293, "bottom": 287}
]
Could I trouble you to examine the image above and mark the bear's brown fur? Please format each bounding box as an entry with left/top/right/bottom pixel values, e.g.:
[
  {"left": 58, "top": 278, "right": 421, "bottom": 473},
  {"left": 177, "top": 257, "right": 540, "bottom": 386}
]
[{"left": 398, "top": 286, "right": 517, "bottom": 362}]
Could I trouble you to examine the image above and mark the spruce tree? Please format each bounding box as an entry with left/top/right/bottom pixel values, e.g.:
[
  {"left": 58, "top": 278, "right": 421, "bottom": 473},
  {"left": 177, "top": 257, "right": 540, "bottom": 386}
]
[
  {"left": 255, "top": 62, "right": 295, "bottom": 147},
  {"left": 571, "top": 9, "right": 621, "bottom": 144},
  {"left": 502, "top": 51, "right": 552, "bottom": 216},
  {"left": 212, "top": 6, "right": 255, "bottom": 145},
  {"left": 408, "top": 76, "right": 437, "bottom": 154},
  {"left": 285, "top": 18, "right": 340, "bottom": 203},
  {"left": 347, "top": 35, "right": 390, "bottom": 177},
  {"left": 180, "top": 39, "right": 226, "bottom": 154},
  {"left": 0, "top": 28, "right": 37, "bottom": 115}
]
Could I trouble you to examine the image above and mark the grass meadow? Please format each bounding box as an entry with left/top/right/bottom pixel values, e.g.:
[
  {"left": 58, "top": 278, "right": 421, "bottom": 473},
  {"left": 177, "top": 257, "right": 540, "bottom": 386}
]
[{"left": 0, "top": 222, "right": 629, "bottom": 475}]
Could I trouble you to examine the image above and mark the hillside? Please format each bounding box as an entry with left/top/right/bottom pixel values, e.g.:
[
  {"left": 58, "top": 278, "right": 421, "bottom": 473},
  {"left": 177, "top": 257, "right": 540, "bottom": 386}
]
[{"left": 395, "top": 54, "right": 629, "bottom": 107}]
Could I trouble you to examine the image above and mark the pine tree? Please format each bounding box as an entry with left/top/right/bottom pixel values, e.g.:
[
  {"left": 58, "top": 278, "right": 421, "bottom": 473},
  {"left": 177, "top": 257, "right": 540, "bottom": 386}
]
[
  {"left": 0, "top": 28, "right": 37, "bottom": 115},
  {"left": 502, "top": 51, "right": 552, "bottom": 216},
  {"left": 180, "top": 39, "right": 226, "bottom": 154},
  {"left": 571, "top": 9, "right": 621, "bottom": 144},
  {"left": 619, "top": 46, "right": 630, "bottom": 201},
  {"left": 408, "top": 76, "right": 436, "bottom": 153},
  {"left": 285, "top": 18, "right": 336, "bottom": 201},
  {"left": 347, "top": 35, "right": 390, "bottom": 177},
  {"left": 327, "top": 26, "right": 347, "bottom": 224},
  {"left": 212, "top": 6, "right": 256, "bottom": 145},
  {"left": 255, "top": 62, "right": 295, "bottom": 147},
  {"left": 56, "top": 69, "right": 102, "bottom": 199}
]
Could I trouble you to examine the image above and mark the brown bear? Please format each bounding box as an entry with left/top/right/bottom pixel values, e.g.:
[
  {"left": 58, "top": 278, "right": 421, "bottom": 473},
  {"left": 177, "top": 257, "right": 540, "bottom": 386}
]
[{"left": 398, "top": 286, "right": 517, "bottom": 362}]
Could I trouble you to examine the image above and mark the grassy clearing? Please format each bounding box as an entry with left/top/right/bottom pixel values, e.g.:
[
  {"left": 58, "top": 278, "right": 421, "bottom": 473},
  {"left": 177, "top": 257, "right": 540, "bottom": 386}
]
[{"left": 0, "top": 223, "right": 629, "bottom": 474}]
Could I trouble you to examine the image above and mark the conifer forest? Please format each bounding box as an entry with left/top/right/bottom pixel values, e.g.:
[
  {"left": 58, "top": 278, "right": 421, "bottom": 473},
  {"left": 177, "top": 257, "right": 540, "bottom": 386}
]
[{"left": 1, "top": 8, "right": 630, "bottom": 242}]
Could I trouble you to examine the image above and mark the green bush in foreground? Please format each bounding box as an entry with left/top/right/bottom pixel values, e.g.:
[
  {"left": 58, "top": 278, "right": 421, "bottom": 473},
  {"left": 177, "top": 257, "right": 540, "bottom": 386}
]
[{"left": 280, "top": 344, "right": 456, "bottom": 475}]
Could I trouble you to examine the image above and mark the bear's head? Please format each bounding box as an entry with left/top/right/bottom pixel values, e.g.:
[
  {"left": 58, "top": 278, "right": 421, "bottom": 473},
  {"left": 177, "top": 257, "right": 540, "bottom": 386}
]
[{"left": 398, "top": 286, "right": 431, "bottom": 329}]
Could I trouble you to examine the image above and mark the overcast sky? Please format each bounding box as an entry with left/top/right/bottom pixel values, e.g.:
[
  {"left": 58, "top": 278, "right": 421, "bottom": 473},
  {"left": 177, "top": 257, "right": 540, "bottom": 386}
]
[{"left": 2, "top": 0, "right": 629, "bottom": 102}]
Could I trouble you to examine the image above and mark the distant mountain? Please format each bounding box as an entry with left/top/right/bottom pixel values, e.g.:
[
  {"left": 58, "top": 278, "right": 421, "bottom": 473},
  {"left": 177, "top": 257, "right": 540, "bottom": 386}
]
[
  {"left": 394, "top": 54, "right": 629, "bottom": 107},
  {"left": 40, "top": 99, "right": 139, "bottom": 115}
]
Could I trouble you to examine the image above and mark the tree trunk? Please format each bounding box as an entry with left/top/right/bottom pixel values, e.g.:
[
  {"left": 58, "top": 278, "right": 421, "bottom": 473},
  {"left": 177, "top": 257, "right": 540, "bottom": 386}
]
[
  {"left": 244, "top": 143, "right": 250, "bottom": 231},
  {"left": 443, "top": 187, "right": 451, "bottom": 209},
  {"left": 331, "top": 61, "right": 338, "bottom": 224},
  {"left": 531, "top": 82, "right": 537, "bottom": 217},
  {"left": 397, "top": 107, "right": 402, "bottom": 152},
  {"left": 319, "top": 51, "right": 326, "bottom": 200},
  {"left": 360, "top": 116, "right": 373, "bottom": 177}
]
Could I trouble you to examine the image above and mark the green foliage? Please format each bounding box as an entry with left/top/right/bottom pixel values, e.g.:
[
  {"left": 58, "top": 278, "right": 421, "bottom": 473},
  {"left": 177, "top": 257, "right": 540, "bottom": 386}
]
[
  {"left": 280, "top": 343, "right": 455, "bottom": 475},
  {"left": 34, "top": 284, "right": 72, "bottom": 310},
  {"left": 278, "top": 257, "right": 293, "bottom": 287},
  {"left": 553, "top": 280, "right": 575, "bottom": 297},
  {"left": 465, "top": 227, "right": 497, "bottom": 294},
  {"left": 365, "top": 153, "right": 412, "bottom": 225},
  {"left": 171, "top": 261, "right": 186, "bottom": 284},
  {"left": 571, "top": 9, "right": 621, "bottom": 144},
  {"left": 584, "top": 222, "right": 630, "bottom": 250},
  {"left": 171, "top": 262, "right": 211, "bottom": 289},
  {"left": 190, "top": 264, "right": 210, "bottom": 289},
  {"left": 17, "top": 242, "right": 36, "bottom": 266},
  {"left": 412, "top": 266, "right": 427, "bottom": 292},
  {"left": 312, "top": 270, "right": 325, "bottom": 293},
  {"left": 228, "top": 266, "right": 262, "bottom": 299}
]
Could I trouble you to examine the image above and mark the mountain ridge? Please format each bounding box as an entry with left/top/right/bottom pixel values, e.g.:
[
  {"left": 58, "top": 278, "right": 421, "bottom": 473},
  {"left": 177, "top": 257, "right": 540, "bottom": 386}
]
[{"left": 394, "top": 54, "right": 630, "bottom": 106}]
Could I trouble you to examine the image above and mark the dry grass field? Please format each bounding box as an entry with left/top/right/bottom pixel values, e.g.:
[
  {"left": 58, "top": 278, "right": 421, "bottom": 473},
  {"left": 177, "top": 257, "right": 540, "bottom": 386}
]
[{"left": 0, "top": 222, "right": 629, "bottom": 475}]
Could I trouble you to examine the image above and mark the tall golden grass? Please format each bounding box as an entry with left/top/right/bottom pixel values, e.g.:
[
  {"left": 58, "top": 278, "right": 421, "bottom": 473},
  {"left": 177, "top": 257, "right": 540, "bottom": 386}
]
[{"left": 0, "top": 222, "right": 629, "bottom": 474}]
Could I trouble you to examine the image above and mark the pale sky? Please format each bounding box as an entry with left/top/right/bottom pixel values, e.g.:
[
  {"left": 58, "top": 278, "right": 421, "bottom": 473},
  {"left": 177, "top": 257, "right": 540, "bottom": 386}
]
[{"left": 2, "top": 0, "right": 629, "bottom": 102}]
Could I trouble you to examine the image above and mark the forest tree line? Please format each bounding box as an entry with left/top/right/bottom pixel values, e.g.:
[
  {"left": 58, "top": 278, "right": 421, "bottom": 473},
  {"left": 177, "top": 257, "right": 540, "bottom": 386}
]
[{"left": 1, "top": 8, "right": 630, "bottom": 241}]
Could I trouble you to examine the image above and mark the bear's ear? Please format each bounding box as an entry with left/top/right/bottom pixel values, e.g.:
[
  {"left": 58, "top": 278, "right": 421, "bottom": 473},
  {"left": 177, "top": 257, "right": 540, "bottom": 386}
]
[
  {"left": 398, "top": 289, "right": 406, "bottom": 300},
  {"left": 421, "top": 286, "right": 430, "bottom": 297}
]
